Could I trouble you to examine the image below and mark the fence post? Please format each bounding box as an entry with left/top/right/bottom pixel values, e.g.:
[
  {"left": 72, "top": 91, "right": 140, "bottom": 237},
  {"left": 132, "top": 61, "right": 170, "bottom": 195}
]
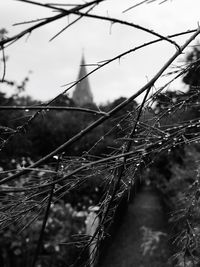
[{"left": 85, "top": 206, "right": 100, "bottom": 267}]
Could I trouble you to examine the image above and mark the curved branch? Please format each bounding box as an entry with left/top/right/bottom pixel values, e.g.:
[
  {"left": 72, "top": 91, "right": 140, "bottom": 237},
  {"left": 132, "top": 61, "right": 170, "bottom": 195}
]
[
  {"left": 1, "top": 27, "right": 200, "bottom": 185},
  {"left": 0, "top": 0, "right": 105, "bottom": 48},
  {"left": 16, "top": 0, "right": 180, "bottom": 50},
  {"left": 0, "top": 29, "right": 194, "bottom": 152}
]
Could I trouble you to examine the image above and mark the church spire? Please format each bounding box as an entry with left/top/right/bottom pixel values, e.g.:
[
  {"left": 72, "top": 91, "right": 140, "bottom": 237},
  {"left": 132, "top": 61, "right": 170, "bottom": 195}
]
[{"left": 72, "top": 54, "right": 94, "bottom": 106}]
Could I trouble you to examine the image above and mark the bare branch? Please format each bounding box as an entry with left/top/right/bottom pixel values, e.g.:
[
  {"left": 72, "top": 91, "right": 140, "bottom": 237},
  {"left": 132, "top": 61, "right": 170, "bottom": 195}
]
[
  {"left": 49, "top": 4, "right": 96, "bottom": 42},
  {"left": 16, "top": 0, "right": 180, "bottom": 50},
  {"left": 0, "top": 0, "right": 105, "bottom": 48},
  {"left": 0, "top": 28, "right": 195, "bottom": 153},
  {"left": 123, "top": 0, "right": 169, "bottom": 13},
  {"left": 1, "top": 27, "right": 200, "bottom": 185},
  {"left": 0, "top": 105, "right": 107, "bottom": 116}
]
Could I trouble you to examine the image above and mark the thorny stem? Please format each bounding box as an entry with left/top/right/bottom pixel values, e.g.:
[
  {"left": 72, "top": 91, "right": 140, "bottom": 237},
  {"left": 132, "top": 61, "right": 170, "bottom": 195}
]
[
  {"left": 123, "top": 0, "right": 155, "bottom": 13},
  {"left": 17, "top": 0, "right": 180, "bottom": 50},
  {"left": 0, "top": 29, "right": 196, "bottom": 152},
  {"left": 0, "top": 150, "right": 142, "bottom": 191},
  {"left": 5, "top": 129, "right": 191, "bottom": 192},
  {"left": 0, "top": 0, "right": 105, "bottom": 47},
  {"left": 0, "top": 0, "right": 197, "bottom": 152},
  {"left": 1, "top": 27, "right": 200, "bottom": 185},
  {"left": 49, "top": 4, "right": 96, "bottom": 42}
]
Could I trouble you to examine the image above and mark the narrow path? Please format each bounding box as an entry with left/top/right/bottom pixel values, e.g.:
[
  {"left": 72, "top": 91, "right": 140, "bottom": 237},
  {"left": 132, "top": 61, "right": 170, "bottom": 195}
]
[{"left": 98, "top": 186, "right": 171, "bottom": 267}]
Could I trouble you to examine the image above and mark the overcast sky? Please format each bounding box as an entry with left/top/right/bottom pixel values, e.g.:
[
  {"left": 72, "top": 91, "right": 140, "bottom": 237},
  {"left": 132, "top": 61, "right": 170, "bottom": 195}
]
[{"left": 0, "top": 0, "right": 200, "bottom": 104}]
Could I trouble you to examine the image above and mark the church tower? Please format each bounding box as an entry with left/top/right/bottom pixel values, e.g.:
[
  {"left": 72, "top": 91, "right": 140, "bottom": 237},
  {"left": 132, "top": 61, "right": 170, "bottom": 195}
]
[{"left": 72, "top": 55, "right": 94, "bottom": 106}]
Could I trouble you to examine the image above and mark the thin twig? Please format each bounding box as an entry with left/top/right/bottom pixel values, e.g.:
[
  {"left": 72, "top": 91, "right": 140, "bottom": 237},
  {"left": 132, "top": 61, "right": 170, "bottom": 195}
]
[
  {"left": 13, "top": 17, "right": 48, "bottom": 26},
  {"left": 0, "top": 29, "right": 195, "bottom": 152},
  {"left": 100, "top": 83, "right": 152, "bottom": 228},
  {"left": 0, "top": 106, "right": 107, "bottom": 115},
  {"left": 49, "top": 4, "right": 96, "bottom": 41},
  {"left": 0, "top": 0, "right": 105, "bottom": 48},
  {"left": 17, "top": 0, "right": 180, "bottom": 50},
  {"left": 0, "top": 150, "right": 141, "bottom": 190},
  {"left": 1, "top": 26, "right": 200, "bottom": 185},
  {"left": 123, "top": 0, "right": 152, "bottom": 13}
]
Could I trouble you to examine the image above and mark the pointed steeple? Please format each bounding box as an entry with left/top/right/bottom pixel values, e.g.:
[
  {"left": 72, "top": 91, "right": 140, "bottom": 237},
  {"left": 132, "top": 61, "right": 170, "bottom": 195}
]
[{"left": 72, "top": 55, "right": 94, "bottom": 106}]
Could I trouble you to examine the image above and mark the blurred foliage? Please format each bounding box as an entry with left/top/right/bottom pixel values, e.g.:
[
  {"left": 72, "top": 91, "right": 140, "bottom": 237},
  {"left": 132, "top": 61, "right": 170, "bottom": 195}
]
[
  {"left": 143, "top": 45, "right": 200, "bottom": 266},
  {"left": 183, "top": 45, "right": 200, "bottom": 88},
  {"left": 0, "top": 90, "right": 138, "bottom": 166},
  {"left": 146, "top": 145, "right": 200, "bottom": 266},
  {"left": 0, "top": 199, "right": 87, "bottom": 267},
  {"left": 0, "top": 76, "right": 137, "bottom": 266}
]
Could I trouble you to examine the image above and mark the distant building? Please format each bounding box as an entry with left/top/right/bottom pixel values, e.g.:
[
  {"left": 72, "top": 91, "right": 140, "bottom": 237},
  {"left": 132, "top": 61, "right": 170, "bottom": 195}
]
[{"left": 72, "top": 55, "right": 94, "bottom": 106}]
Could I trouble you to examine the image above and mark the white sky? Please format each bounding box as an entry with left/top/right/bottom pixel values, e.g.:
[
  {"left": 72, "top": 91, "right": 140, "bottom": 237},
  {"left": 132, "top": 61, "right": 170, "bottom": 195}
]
[{"left": 0, "top": 0, "right": 200, "bottom": 104}]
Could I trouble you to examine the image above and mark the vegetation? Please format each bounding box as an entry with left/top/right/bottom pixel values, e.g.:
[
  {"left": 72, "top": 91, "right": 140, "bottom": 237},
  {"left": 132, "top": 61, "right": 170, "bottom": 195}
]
[{"left": 1, "top": 1, "right": 200, "bottom": 267}]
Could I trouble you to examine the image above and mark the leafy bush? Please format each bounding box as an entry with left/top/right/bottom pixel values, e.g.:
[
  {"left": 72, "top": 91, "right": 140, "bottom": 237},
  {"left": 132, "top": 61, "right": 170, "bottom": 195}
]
[{"left": 0, "top": 199, "right": 88, "bottom": 267}]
